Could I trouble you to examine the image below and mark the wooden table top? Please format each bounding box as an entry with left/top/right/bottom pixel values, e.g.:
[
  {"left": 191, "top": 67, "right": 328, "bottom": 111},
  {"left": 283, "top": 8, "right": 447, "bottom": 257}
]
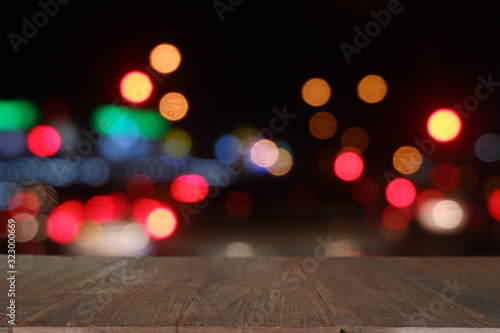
[{"left": 1, "top": 256, "right": 499, "bottom": 332}]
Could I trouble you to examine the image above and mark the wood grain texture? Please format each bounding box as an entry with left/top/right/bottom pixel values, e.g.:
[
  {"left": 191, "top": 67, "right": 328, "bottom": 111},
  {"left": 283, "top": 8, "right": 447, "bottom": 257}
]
[
  {"left": 17, "top": 257, "right": 212, "bottom": 328},
  {"left": 11, "top": 328, "right": 174, "bottom": 333},
  {"left": 1, "top": 256, "right": 130, "bottom": 326},
  {"left": 179, "top": 257, "right": 338, "bottom": 327},
  {"left": 179, "top": 326, "right": 341, "bottom": 332},
  {"left": 348, "top": 328, "right": 500, "bottom": 333},
  {"left": 1, "top": 255, "right": 499, "bottom": 331},
  {"left": 302, "top": 257, "right": 498, "bottom": 328},
  {"left": 380, "top": 257, "right": 500, "bottom": 326}
]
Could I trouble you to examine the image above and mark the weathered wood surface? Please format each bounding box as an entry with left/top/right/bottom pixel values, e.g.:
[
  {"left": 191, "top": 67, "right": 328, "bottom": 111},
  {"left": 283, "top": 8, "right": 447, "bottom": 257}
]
[{"left": 0, "top": 256, "right": 499, "bottom": 332}]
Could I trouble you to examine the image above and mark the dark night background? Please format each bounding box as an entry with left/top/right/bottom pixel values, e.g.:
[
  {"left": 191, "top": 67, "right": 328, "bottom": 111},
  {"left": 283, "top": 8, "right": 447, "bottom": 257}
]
[{"left": 1, "top": 0, "right": 500, "bottom": 256}]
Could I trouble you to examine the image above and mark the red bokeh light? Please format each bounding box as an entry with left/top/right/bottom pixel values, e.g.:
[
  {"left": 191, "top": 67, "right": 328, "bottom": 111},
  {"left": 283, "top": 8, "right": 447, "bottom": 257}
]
[
  {"left": 27, "top": 125, "right": 61, "bottom": 157},
  {"left": 383, "top": 205, "right": 411, "bottom": 231},
  {"left": 225, "top": 191, "right": 253, "bottom": 218},
  {"left": 126, "top": 174, "right": 155, "bottom": 200},
  {"left": 84, "top": 193, "right": 129, "bottom": 223},
  {"left": 84, "top": 196, "right": 114, "bottom": 223},
  {"left": 131, "top": 198, "right": 169, "bottom": 225},
  {"left": 334, "top": 152, "right": 364, "bottom": 181},
  {"left": 431, "top": 163, "right": 461, "bottom": 191},
  {"left": 47, "top": 201, "right": 84, "bottom": 244},
  {"left": 386, "top": 178, "right": 416, "bottom": 208},
  {"left": 488, "top": 189, "right": 500, "bottom": 221},
  {"left": 171, "top": 174, "right": 209, "bottom": 203},
  {"left": 416, "top": 189, "right": 445, "bottom": 211},
  {"left": 9, "top": 192, "right": 40, "bottom": 220},
  {"left": 107, "top": 193, "right": 129, "bottom": 220},
  {"left": 352, "top": 177, "right": 380, "bottom": 205}
]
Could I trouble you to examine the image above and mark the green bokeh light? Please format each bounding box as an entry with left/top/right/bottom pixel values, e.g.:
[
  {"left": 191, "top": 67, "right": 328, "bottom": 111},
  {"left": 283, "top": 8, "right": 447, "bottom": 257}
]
[
  {"left": 91, "top": 105, "right": 170, "bottom": 140},
  {"left": 0, "top": 100, "right": 39, "bottom": 131}
]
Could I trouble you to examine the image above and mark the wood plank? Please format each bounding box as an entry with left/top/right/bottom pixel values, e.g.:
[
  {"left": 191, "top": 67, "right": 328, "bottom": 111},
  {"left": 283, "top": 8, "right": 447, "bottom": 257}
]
[
  {"left": 379, "top": 257, "right": 500, "bottom": 326},
  {"left": 179, "top": 326, "right": 340, "bottom": 332},
  {"left": 17, "top": 257, "right": 212, "bottom": 328},
  {"left": 179, "top": 257, "right": 339, "bottom": 328},
  {"left": 302, "top": 257, "right": 497, "bottom": 328},
  {"left": 347, "top": 328, "right": 500, "bottom": 333},
  {"left": 12, "top": 328, "right": 174, "bottom": 333},
  {"left": 0, "top": 256, "right": 130, "bottom": 325}
]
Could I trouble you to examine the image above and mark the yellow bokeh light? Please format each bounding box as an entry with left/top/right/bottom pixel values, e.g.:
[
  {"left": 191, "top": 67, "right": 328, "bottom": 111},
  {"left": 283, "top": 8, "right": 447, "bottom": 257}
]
[
  {"left": 301, "top": 78, "right": 331, "bottom": 107},
  {"left": 146, "top": 208, "right": 177, "bottom": 239},
  {"left": 164, "top": 128, "right": 192, "bottom": 157},
  {"left": 159, "top": 92, "right": 188, "bottom": 121},
  {"left": 427, "top": 109, "right": 462, "bottom": 142},
  {"left": 393, "top": 146, "right": 422, "bottom": 175},
  {"left": 267, "top": 148, "right": 293, "bottom": 176},
  {"left": 309, "top": 112, "right": 337, "bottom": 139},
  {"left": 120, "top": 71, "right": 153, "bottom": 103},
  {"left": 149, "top": 43, "right": 182, "bottom": 74},
  {"left": 357, "top": 75, "right": 388, "bottom": 104},
  {"left": 341, "top": 127, "right": 369, "bottom": 152},
  {"left": 250, "top": 139, "right": 279, "bottom": 167}
]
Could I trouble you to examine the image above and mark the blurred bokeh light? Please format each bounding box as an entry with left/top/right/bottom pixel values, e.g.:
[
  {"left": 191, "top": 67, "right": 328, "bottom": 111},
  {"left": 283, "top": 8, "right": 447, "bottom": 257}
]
[
  {"left": 149, "top": 43, "right": 182, "bottom": 74},
  {"left": 301, "top": 78, "right": 331, "bottom": 107},
  {"left": 357, "top": 75, "right": 388, "bottom": 104}
]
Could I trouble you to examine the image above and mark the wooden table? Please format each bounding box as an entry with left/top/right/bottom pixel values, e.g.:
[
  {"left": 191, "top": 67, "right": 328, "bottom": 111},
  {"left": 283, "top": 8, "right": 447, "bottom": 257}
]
[{"left": 1, "top": 256, "right": 499, "bottom": 332}]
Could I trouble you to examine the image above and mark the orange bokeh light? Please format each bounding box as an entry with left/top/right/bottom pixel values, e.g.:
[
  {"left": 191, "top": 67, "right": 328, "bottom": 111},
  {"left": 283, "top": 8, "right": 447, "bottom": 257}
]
[
  {"left": 309, "top": 112, "right": 337, "bottom": 139},
  {"left": 301, "top": 78, "right": 331, "bottom": 107},
  {"left": 341, "top": 127, "right": 369, "bottom": 153},
  {"left": 149, "top": 43, "right": 181, "bottom": 74},
  {"left": 393, "top": 146, "right": 422, "bottom": 175},
  {"left": 357, "top": 74, "right": 388, "bottom": 104},
  {"left": 159, "top": 92, "right": 188, "bottom": 121}
]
